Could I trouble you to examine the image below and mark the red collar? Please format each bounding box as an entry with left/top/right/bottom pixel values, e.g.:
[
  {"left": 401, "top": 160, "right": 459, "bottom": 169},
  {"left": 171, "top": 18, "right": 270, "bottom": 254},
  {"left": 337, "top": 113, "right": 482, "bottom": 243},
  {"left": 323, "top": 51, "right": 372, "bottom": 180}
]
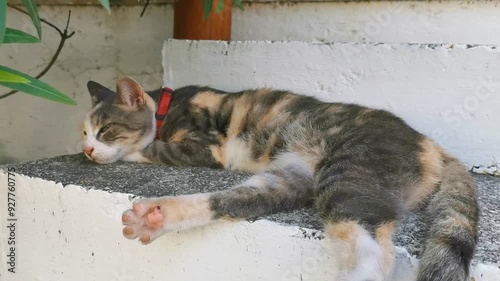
[{"left": 155, "top": 87, "right": 173, "bottom": 139}]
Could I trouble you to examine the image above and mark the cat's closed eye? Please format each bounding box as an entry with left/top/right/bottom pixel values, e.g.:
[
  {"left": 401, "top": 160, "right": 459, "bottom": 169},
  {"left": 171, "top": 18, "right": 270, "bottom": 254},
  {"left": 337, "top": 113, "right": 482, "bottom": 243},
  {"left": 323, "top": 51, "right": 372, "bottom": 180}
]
[{"left": 99, "top": 124, "right": 112, "bottom": 134}]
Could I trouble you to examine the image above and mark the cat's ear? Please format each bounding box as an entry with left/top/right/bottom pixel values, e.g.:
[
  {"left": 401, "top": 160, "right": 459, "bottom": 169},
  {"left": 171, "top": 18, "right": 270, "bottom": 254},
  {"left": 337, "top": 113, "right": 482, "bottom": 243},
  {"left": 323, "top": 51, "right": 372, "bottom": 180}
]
[
  {"left": 116, "top": 77, "right": 146, "bottom": 109},
  {"left": 87, "top": 81, "right": 116, "bottom": 106}
]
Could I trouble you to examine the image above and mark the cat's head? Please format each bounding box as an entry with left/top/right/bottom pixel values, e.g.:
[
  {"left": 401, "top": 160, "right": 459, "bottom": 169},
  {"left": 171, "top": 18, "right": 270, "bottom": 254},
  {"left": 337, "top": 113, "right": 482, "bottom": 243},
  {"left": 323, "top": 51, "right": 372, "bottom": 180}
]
[{"left": 81, "top": 77, "right": 156, "bottom": 164}]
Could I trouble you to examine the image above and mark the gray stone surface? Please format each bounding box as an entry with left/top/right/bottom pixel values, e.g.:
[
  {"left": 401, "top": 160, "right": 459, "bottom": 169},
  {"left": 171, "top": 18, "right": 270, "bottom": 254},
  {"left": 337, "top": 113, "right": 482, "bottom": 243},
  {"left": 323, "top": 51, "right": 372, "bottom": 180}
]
[{"left": 2, "top": 154, "right": 499, "bottom": 265}]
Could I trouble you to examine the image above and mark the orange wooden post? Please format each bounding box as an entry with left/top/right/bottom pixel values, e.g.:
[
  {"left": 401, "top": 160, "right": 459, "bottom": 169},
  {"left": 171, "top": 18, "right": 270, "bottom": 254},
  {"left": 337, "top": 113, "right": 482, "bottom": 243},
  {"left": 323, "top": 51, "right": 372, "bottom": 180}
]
[{"left": 174, "top": 0, "right": 232, "bottom": 41}]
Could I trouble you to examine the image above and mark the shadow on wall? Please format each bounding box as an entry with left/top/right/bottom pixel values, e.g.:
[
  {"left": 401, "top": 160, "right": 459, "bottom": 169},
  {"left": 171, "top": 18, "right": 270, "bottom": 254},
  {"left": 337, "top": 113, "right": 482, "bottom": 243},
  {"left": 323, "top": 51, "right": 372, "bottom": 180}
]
[
  {"left": 0, "top": 142, "right": 19, "bottom": 164},
  {"left": 0, "top": 157, "right": 18, "bottom": 165}
]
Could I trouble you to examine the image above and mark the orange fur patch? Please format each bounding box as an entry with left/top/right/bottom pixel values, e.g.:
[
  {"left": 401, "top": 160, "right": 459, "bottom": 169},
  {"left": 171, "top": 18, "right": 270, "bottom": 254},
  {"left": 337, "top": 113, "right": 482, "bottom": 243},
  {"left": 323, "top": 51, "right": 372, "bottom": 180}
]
[
  {"left": 326, "top": 104, "right": 344, "bottom": 113},
  {"left": 327, "top": 126, "right": 343, "bottom": 135},
  {"left": 325, "top": 221, "right": 362, "bottom": 269},
  {"left": 227, "top": 95, "right": 252, "bottom": 137},
  {"left": 191, "top": 91, "right": 225, "bottom": 114},
  {"left": 256, "top": 88, "right": 273, "bottom": 96},
  {"left": 405, "top": 138, "right": 444, "bottom": 208},
  {"left": 169, "top": 129, "right": 188, "bottom": 142},
  {"left": 441, "top": 213, "right": 475, "bottom": 235},
  {"left": 210, "top": 145, "right": 226, "bottom": 166},
  {"left": 354, "top": 108, "right": 375, "bottom": 126},
  {"left": 326, "top": 221, "right": 360, "bottom": 241},
  {"left": 375, "top": 221, "right": 396, "bottom": 273},
  {"left": 257, "top": 95, "right": 295, "bottom": 128},
  {"left": 255, "top": 134, "right": 281, "bottom": 165}
]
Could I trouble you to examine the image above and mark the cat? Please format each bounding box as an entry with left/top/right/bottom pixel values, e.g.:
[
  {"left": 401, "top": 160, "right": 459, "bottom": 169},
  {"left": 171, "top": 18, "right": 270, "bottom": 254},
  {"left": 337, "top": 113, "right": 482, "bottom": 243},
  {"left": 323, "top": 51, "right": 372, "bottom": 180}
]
[{"left": 82, "top": 77, "right": 478, "bottom": 281}]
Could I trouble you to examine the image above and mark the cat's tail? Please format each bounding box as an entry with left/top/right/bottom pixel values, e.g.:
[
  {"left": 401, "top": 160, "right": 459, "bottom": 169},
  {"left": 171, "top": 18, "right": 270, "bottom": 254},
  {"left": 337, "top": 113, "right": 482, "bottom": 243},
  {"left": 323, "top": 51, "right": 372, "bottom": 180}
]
[{"left": 417, "top": 155, "right": 479, "bottom": 281}]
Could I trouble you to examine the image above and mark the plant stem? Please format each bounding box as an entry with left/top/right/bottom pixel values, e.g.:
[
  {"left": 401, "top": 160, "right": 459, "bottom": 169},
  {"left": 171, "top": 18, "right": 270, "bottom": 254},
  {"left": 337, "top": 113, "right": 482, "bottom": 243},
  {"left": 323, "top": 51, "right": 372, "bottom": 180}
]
[
  {"left": 0, "top": 7, "right": 75, "bottom": 100},
  {"left": 140, "top": 0, "right": 151, "bottom": 17}
]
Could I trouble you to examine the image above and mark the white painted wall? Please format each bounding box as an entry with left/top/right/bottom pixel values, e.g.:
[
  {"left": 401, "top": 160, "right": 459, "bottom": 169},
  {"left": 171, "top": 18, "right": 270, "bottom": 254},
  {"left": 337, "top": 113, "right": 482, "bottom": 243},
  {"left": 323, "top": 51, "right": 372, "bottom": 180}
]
[
  {"left": 1, "top": 171, "right": 499, "bottom": 281},
  {"left": 233, "top": 1, "right": 500, "bottom": 44},
  {"left": 163, "top": 40, "right": 500, "bottom": 169},
  {"left": 2, "top": 1, "right": 500, "bottom": 164}
]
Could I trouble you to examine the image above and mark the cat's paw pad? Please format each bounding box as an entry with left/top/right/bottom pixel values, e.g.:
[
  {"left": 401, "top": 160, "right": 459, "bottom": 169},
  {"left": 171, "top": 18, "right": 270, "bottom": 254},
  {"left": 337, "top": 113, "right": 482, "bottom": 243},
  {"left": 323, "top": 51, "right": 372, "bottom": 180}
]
[{"left": 121, "top": 199, "right": 167, "bottom": 245}]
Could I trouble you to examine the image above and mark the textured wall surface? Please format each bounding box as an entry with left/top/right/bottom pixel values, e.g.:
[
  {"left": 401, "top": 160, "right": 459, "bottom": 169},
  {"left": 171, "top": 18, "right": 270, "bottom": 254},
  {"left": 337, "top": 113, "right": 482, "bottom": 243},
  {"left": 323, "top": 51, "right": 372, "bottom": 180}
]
[{"left": 232, "top": 1, "right": 500, "bottom": 43}]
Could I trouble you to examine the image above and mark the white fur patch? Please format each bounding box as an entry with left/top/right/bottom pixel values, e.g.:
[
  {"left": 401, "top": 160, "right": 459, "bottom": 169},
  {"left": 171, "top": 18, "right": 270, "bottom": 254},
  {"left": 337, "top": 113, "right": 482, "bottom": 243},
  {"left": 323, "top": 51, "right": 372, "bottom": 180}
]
[
  {"left": 270, "top": 152, "right": 315, "bottom": 176},
  {"left": 163, "top": 194, "right": 215, "bottom": 233},
  {"left": 122, "top": 151, "right": 152, "bottom": 163},
  {"left": 139, "top": 112, "right": 156, "bottom": 150},
  {"left": 224, "top": 137, "right": 268, "bottom": 172},
  {"left": 350, "top": 233, "right": 385, "bottom": 281},
  {"left": 336, "top": 229, "right": 387, "bottom": 281},
  {"left": 224, "top": 137, "right": 315, "bottom": 176}
]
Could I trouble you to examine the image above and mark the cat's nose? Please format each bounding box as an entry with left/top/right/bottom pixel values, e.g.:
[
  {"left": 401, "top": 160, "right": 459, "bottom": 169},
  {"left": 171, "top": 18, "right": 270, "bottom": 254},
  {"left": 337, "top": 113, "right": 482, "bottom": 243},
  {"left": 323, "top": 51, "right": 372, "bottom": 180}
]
[{"left": 83, "top": 146, "right": 94, "bottom": 156}]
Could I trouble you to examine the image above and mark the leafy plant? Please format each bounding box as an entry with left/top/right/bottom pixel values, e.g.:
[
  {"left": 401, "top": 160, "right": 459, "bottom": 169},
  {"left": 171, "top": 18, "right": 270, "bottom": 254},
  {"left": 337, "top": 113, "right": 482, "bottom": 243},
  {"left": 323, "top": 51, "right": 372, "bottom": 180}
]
[
  {"left": 202, "top": 0, "right": 244, "bottom": 19},
  {"left": 0, "top": 0, "right": 110, "bottom": 105}
]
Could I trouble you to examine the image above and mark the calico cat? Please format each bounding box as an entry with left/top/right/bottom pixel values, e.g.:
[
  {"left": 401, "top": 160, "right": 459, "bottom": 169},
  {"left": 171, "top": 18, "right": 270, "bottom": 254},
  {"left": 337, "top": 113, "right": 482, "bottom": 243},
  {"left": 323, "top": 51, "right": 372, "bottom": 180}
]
[{"left": 82, "top": 77, "right": 478, "bottom": 281}]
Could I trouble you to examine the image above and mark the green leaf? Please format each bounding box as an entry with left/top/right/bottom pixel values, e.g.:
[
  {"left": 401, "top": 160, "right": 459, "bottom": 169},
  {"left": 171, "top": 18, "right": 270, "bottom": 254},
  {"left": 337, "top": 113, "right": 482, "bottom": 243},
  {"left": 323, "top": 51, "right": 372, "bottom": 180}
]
[
  {"left": 0, "top": 65, "right": 77, "bottom": 105},
  {"left": 215, "top": 0, "right": 224, "bottom": 13},
  {"left": 99, "top": 0, "right": 111, "bottom": 13},
  {"left": 232, "top": 0, "right": 244, "bottom": 10},
  {"left": 3, "top": 28, "right": 40, "bottom": 43},
  {"left": 21, "top": 0, "right": 42, "bottom": 39},
  {"left": 0, "top": 69, "right": 30, "bottom": 83},
  {"left": 0, "top": 0, "right": 6, "bottom": 44},
  {"left": 202, "top": 0, "right": 213, "bottom": 20}
]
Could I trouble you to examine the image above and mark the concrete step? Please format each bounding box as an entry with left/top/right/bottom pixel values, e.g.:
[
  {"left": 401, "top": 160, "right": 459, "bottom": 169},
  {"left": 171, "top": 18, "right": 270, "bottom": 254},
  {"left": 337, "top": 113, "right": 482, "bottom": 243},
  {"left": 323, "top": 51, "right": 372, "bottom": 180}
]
[
  {"left": 162, "top": 39, "right": 500, "bottom": 173},
  {"left": 1, "top": 155, "right": 499, "bottom": 280}
]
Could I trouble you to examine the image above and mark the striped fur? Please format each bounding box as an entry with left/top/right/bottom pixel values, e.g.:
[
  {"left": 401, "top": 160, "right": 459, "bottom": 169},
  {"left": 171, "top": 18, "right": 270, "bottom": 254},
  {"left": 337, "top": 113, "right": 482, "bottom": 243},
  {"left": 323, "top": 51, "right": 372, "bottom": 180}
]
[{"left": 84, "top": 77, "right": 479, "bottom": 281}]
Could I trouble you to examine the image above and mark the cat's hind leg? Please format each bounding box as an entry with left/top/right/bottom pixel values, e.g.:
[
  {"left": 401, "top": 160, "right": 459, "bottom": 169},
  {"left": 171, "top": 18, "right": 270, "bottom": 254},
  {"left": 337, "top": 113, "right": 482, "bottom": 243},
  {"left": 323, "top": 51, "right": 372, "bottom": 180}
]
[
  {"left": 325, "top": 221, "right": 396, "bottom": 281},
  {"left": 122, "top": 163, "right": 314, "bottom": 244},
  {"left": 315, "top": 164, "right": 402, "bottom": 281}
]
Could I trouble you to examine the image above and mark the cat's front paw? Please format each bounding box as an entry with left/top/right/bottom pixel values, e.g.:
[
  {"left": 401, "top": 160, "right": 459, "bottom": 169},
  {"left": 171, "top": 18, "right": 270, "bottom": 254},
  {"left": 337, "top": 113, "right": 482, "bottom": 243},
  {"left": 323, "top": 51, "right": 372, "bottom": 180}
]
[
  {"left": 121, "top": 195, "right": 212, "bottom": 244},
  {"left": 121, "top": 198, "right": 167, "bottom": 244}
]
